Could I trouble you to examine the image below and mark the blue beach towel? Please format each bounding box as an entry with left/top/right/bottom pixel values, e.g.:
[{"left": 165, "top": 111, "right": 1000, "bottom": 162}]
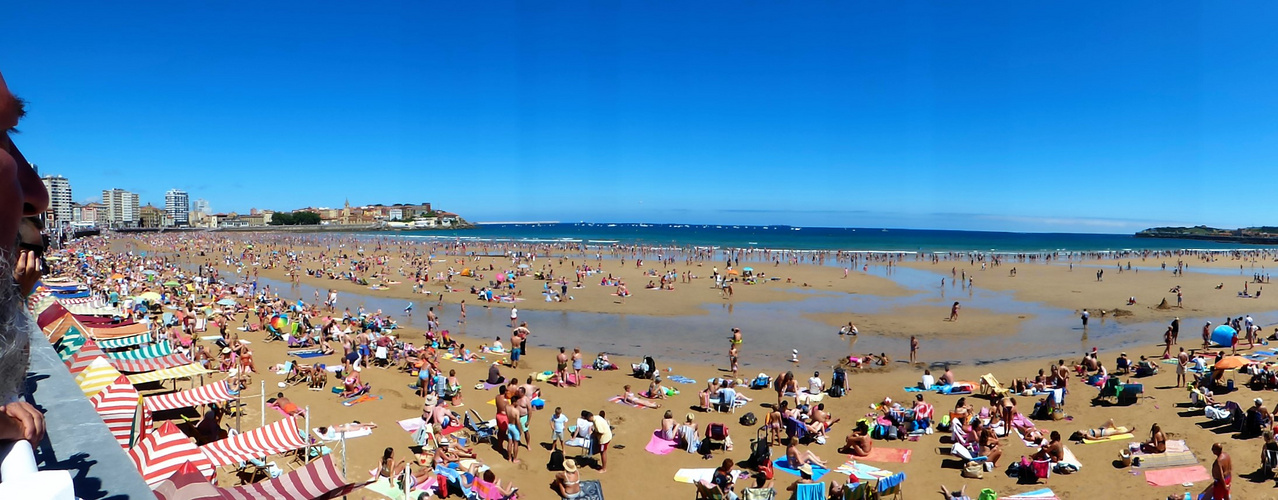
[
  {"left": 794, "top": 482, "right": 826, "bottom": 500},
  {"left": 772, "top": 458, "right": 829, "bottom": 481},
  {"left": 288, "top": 350, "right": 327, "bottom": 359},
  {"left": 668, "top": 375, "right": 697, "bottom": 384}
]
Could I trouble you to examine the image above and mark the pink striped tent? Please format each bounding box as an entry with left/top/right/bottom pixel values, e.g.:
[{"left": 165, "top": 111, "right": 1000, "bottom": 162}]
[
  {"left": 66, "top": 340, "right": 108, "bottom": 376},
  {"left": 151, "top": 462, "right": 222, "bottom": 500},
  {"left": 144, "top": 381, "right": 236, "bottom": 412},
  {"left": 88, "top": 375, "right": 147, "bottom": 449},
  {"left": 129, "top": 421, "right": 215, "bottom": 487},
  {"left": 200, "top": 417, "right": 308, "bottom": 467},
  {"left": 112, "top": 354, "right": 195, "bottom": 373},
  {"left": 222, "top": 454, "right": 373, "bottom": 500}
]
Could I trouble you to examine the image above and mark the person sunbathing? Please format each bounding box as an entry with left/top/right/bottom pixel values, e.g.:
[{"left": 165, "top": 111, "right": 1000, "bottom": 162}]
[
  {"left": 433, "top": 437, "right": 476, "bottom": 462},
  {"left": 646, "top": 377, "right": 669, "bottom": 399},
  {"left": 784, "top": 437, "right": 827, "bottom": 468},
  {"left": 842, "top": 421, "right": 874, "bottom": 457},
  {"left": 1070, "top": 419, "right": 1129, "bottom": 441},
  {"left": 327, "top": 421, "right": 378, "bottom": 433},
  {"left": 1031, "top": 430, "right": 1065, "bottom": 463},
  {"left": 339, "top": 370, "right": 367, "bottom": 398},
  {"left": 470, "top": 469, "right": 518, "bottom": 500},
  {"left": 1141, "top": 423, "right": 1167, "bottom": 453},
  {"left": 623, "top": 384, "right": 662, "bottom": 408},
  {"left": 270, "top": 393, "right": 305, "bottom": 416}
]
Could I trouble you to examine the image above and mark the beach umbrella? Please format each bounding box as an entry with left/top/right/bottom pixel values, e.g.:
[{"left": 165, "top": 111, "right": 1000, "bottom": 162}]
[
  {"left": 727, "top": 269, "right": 739, "bottom": 276},
  {"left": 216, "top": 298, "right": 237, "bottom": 306},
  {"left": 1214, "top": 356, "right": 1252, "bottom": 370},
  {"left": 1211, "top": 325, "right": 1238, "bottom": 347},
  {"left": 163, "top": 281, "right": 180, "bottom": 287},
  {"left": 517, "top": 264, "right": 531, "bottom": 269},
  {"left": 142, "top": 270, "right": 158, "bottom": 275},
  {"left": 743, "top": 267, "right": 754, "bottom": 272},
  {"left": 110, "top": 273, "right": 124, "bottom": 280},
  {"left": 136, "top": 292, "right": 162, "bottom": 303},
  {"left": 270, "top": 315, "right": 289, "bottom": 331},
  {"left": 495, "top": 273, "right": 506, "bottom": 283}
]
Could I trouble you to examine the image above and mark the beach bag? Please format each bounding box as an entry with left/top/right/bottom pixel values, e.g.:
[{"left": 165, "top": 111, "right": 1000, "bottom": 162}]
[
  {"left": 740, "top": 412, "right": 757, "bottom": 426},
  {"left": 751, "top": 374, "right": 770, "bottom": 390},
  {"left": 547, "top": 449, "right": 564, "bottom": 472},
  {"left": 1031, "top": 460, "right": 1050, "bottom": 479},
  {"left": 977, "top": 488, "right": 997, "bottom": 500},
  {"left": 962, "top": 461, "right": 984, "bottom": 479}
]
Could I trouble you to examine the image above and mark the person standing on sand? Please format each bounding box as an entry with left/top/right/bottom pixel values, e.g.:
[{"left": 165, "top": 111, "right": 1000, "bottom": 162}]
[
  {"left": 1203, "top": 321, "right": 1212, "bottom": 347},
  {"left": 950, "top": 302, "right": 960, "bottom": 321},
  {"left": 910, "top": 336, "right": 919, "bottom": 364},
  {"left": 1177, "top": 348, "right": 1189, "bottom": 388},
  {"left": 1203, "top": 442, "right": 1230, "bottom": 500},
  {"left": 1171, "top": 317, "right": 1180, "bottom": 345},
  {"left": 556, "top": 348, "right": 569, "bottom": 387}
]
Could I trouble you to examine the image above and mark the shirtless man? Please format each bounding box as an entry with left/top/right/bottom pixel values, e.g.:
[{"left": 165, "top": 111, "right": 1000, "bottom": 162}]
[
  {"left": 842, "top": 421, "right": 873, "bottom": 457},
  {"left": 1203, "top": 442, "right": 1231, "bottom": 500},
  {"left": 785, "top": 437, "right": 827, "bottom": 468},
  {"left": 494, "top": 385, "right": 511, "bottom": 450},
  {"left": 1177, "top": 348, "right": 1190, "bottom": 387},
  {"left": 504, "top": 392, "right": 522, "bottom": 463},
  {"left": 515, "top": 386, "right": 532, "bottom": 447}
]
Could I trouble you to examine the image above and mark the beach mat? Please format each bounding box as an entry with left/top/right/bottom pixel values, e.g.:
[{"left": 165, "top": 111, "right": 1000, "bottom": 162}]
[
  {"left": 1004, "top": 488, "right": 1060, "bottom": 500},
  {"left": 578, "top": 479, "right": 604, "bottom": 500},
  {"left": 859, "top": 447, "right": 912, "bottom": 463},
  {"left": 314, "top": 427, "right": 373, "bottom": 441},
  {"left": 1135, "top": 451, "right": 1198, "bottom": 469},
  {"left": 673, "top": 468, "right": 715, "bottom": 484},
  {"left": 832, "top": 461, "right": 894, "bottom": 482},
  {"left": 645, "top": 430, "right": 677, "bottom": 455},
  {"left": 398, "top": 417, "right": 425, "bottom": 433},
  {"left": 288, "top": 350, "right": 327, "bottom": 359},
  {"left": 342, "top": 394, "right": 382, "bottom": 407},
  {"left": 1145, "top": 465, "right": 1211, "bottom": 487},
  {"left": 1081, "top": 433, "right": 1133, "bottom": 444},
  {"left": 608, "top": 395, "right": 651, "bottom": 409},
  {"left": 772, "top": 459, "right": 830, "bottom": 481}
]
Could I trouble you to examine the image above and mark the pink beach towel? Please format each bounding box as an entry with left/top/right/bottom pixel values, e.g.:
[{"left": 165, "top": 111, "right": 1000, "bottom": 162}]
[
  {"left": 645, "top": 430, "right": 677, "bottom": 455},
  {"left": 1145, "top": 465, "right": 1212, "bottom": 487},
  {"left": 859, "top": 447, "right": 913, "bottom": 463},
  {"left": 608, "top": 395, "right": 650, "bottom": 409}
]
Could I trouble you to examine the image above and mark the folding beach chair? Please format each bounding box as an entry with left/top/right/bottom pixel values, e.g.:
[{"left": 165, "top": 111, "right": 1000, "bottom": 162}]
[
  {"left": 979, "top": 374, "right": 1009, "bottom": 399},
  {"left": 872, "top": 472, "right": 906, "bottom": 500},
  {"left": 695, "top": 480, "right": 726, "bottom": 500},
  {"left": 703, "top": 423, "right": 730, "bottom": 455},
  {"left": 263, "top": 325, "right": 284, "bottom": 343},
  {"left": 793, "top": 482, "right": 826, "bottom": 500}
]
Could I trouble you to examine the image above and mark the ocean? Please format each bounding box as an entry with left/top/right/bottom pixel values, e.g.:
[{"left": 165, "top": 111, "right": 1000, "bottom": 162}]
[{"left": 373, "top": 223, "right": 1272, "bottom": 253}]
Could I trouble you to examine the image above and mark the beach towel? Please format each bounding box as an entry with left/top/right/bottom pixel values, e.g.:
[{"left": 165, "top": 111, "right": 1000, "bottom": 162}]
[
  {"left": 578, "top": 479, "right": 604, "bottom": 500},
  {"left": 794, "top": 482, "right": 824, "bottom": 500},
  {"left": 859, "top": 447, "right": 912, "bottom": 463},
  {"left": 398, "top": 417, "right": 425, "bottom": 433},
  {"left": 1004, "top": 488, "right": 1060, "bottom": 500},
  {"left": 1015, "top": 430, "right": 1043, "bottom": 448},
  {"left": 772, "top": 458, "right": 830, "bottom": 481},
  {"left": 608, "top": 395, "right": 651, "bottom": 409},
  {"left": 832, "top": 461, "right": 894, "bottom": 482},
  {"left": 1144, "top": 465, "right": 1211, "bottom": 487},
  {"left": 668, "top": 375, "right": 696, "bottom": 384},
  {"left": 1080, "top": 433, "right": 1134, "bottom": 444},
  {"left": 1165, "top": 439, "right": 1190, "bottom": 453},
  {"left": 341, "top": 394, "right": 382, "bottom": 407},
  {"left": 1134, "top": 451, "right": 1198, "bottom": 469},
  {"left": 645, "top": 430, "right": 677, "bottom": 455},
  {"left": 288, "top": 350, "right": 327, "bottom": 359},
  {"left": 1059, "top": 446, "right": 1081, "bottom": 469},
  {"left": 673, "top": 468, "right": 716, "bottom": 484},
  {"left": 314, "top": 427, "right": 373, "bottom": 441}
]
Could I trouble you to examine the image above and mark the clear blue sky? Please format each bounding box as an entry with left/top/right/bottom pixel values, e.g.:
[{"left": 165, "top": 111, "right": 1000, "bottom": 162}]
[{"left": 5, "top": 1, "right": 1277, "bottom": 233}]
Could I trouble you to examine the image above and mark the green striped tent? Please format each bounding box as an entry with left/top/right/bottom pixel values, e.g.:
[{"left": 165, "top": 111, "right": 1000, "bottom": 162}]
[{"left": 105, "top": 341, "right": 174, "bottom": 360}]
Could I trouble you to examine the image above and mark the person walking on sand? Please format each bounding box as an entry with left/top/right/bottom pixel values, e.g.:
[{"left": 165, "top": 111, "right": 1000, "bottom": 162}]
[
  {"left": 1081, "top": 309, "right": 1089, "bottom": 329},
  {"left": 910, "top": 336, "right": 919, "bottom": 364},
  {"left": 950, "top": 302, "right": 960, "bottom": 321}
]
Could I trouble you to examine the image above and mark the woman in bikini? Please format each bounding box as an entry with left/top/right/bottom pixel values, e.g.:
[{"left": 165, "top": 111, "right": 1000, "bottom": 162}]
[
  {"left": 555, "top": 458, "right": 583, "bottom": 499},
  {"left": 1141, "top": 423, "right": 1167, "bottom": 453},
  {"left": 623, "top": 384, "right": 661, "bottom": 409},
  {"left": 1070, "top": 419, "right": 1130, "bottom": 441}
]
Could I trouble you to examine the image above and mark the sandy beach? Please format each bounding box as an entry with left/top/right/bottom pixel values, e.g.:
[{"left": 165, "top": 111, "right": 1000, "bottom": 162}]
[{"left": 60, "top": 233, "right": 1278, "bottom": 499}]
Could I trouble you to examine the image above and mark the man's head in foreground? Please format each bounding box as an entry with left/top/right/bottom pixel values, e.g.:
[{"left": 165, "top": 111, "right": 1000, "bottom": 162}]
[{"left": 0, "top": 71, "right": 49, "bottom": 443}]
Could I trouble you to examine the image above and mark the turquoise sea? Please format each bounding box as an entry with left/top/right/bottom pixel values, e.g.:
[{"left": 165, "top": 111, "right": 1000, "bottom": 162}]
[{"left": 379, "top": 223, "right": 1270, "bottom": 253}]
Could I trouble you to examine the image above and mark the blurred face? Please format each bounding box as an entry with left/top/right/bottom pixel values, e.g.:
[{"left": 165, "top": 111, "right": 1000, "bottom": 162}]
[{"left": 0, "top": 72, "right": 49, "bottom": 264}]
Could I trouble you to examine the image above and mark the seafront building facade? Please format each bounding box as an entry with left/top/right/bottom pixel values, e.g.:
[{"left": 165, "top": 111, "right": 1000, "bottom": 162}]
[
  {"left": 102, "top": 188, "right": 140, "bottom": 228},
  {"left": 164, "top": 189, "right": 190, "bottom": 226},
  {"left": 40, "top": 175, "right": 74, "bottom": 226}
]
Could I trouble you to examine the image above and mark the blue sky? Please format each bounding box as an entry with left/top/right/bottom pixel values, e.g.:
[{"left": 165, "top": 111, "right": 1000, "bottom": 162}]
[{"left": 5, "top": 1, "right": 1277, "bottom": 233}]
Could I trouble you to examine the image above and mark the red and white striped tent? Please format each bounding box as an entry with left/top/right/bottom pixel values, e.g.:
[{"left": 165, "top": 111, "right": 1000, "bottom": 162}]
[
  {"left": 129, "top": 421, "right": 215, "bottom": 488},
  {"left": 112, "top": 354, "right": 196, "bottom": 373},
  {"left": 66, "top": 339, "right": 108, "bottom": 377},
  {"left": 222, "top": 454, "right": 373, "bottom": 500},
  {"left": 88, "top": 375, "right": 149, "bottom": 449},
  {"left": 144, "top": 381, "right": 236, "bottom": 412},
  {"left": 152, "top": 455, "right": 373, "bottom": 500},
  {"left": 200, "top": 417, "right": 308, "bottom": 467}
]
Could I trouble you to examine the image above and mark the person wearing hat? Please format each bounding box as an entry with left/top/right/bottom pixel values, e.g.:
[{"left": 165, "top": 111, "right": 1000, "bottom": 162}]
[
  {"left": 554, "top": 458, "right": 582, "bottom": 499},
  {"left": 784, "top": 463, "right": 818, "bottom": 495}
]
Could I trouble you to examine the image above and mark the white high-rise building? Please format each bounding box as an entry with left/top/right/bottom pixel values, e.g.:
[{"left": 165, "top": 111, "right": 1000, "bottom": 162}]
[
  {"left": 40, "top": 175, "right": 73, "bottom": 224},
  {"left": 102, "top": 188, "right": 140, "bottom": 227},
  {"left": 192, "top": 198, "right": 211, "bottom": 215},
  {"left": 164, "top": 189, "right": 190, "bottom": 226}
]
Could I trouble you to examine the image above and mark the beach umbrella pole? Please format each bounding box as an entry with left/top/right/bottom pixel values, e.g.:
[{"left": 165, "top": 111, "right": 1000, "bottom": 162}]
[
  {"left": 304, "top": 405, "right": 311, "bottom": 463},
  {"left": 260, "top": 380, "right": 265, "bottom": 427}
]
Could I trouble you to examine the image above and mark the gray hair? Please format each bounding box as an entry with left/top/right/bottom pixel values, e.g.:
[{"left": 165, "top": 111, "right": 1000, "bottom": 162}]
[{"left": 0, "top": 251, "right": 33, "bottom": 404}]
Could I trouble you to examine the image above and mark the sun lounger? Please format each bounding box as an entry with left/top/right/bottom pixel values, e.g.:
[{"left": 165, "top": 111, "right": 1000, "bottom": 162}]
[{"left": 979, "top": 373, "right": 1010, "bottom": 398}]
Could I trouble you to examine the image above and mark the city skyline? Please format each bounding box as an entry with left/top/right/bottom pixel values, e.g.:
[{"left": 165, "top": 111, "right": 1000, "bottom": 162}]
[{"left": 8, "top": 2, "right": 1278, "bottom": 233}]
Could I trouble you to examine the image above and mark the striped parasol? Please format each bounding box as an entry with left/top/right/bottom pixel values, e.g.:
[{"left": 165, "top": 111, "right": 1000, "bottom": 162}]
[
  {"left": 88, "top": 375, "right": 146, "bottom": 449},
  {"left": 28, "top": 290, "right": 55, "bottom": 314},
  {"left": 151, "top": 462, "right": 222, "bottom": 500},
  {"left": 144, "top": 381, "right": 236, "bottom": 412},
  {"left": 67, "top": 339, "right": 108, "bottom": 377},
  {"left": 75, "top": 357, "right": 125, "bottom": 398},
  {"left": 127, "top": 363, "right": 211, "bottom": 385},
  {"left": 199, "top": 417, "right": 308, "bottom": 467},
  {"left": 222, "top": 454, "right": 374, "bottom": 500},
  {"left": 112, "top": 354, "right": 197, "bottom": 373},
  {"left": 129, "top": 421, "right": 215, "bottom": 488},
  {"left": 98, "top": 333, "right": 153, "bottom": 350},
  {"left": 107, "top": 341, "right": 175, "bottom": 361}
]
